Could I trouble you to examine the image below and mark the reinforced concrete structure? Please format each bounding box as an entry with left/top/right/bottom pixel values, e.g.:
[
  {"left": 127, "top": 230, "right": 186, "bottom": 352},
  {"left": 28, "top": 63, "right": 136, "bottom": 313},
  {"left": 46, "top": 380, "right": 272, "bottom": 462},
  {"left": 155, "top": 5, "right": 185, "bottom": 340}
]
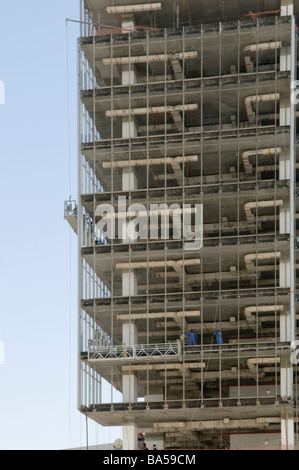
[{"left": 65, "top": 0, "right": 299, "bottom": 450}]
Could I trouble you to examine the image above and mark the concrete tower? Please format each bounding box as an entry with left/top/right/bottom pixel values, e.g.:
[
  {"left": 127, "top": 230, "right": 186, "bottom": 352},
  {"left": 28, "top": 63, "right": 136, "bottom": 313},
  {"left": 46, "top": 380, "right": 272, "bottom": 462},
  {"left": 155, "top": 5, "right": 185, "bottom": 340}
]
[{"left": 65, "top": 0, "right": 299, "bottom": 450}]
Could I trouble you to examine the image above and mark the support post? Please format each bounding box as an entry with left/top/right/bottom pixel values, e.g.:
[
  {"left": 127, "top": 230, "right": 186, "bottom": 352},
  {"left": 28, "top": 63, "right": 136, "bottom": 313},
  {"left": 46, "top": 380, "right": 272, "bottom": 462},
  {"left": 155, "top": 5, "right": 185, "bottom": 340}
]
[
  {"left": 121, "top": 13, "right": 138, "bottom": 450},
  {"left": 281, "top": 413, "right": 295, "bottom": 450}
]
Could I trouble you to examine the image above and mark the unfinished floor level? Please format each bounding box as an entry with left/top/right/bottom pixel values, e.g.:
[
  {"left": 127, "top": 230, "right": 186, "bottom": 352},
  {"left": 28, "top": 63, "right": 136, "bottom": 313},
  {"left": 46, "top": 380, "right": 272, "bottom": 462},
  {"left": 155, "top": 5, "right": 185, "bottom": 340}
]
[{"left": 65, "top": 0, "right": 299, "bottom": 450}]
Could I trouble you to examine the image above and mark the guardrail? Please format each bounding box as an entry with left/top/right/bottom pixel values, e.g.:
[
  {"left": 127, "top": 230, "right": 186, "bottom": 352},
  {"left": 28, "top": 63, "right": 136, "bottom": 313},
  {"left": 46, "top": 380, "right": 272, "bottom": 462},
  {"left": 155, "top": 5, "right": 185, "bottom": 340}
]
[{"left": 88, "top": 341, "right": 181, "bottom": 361}]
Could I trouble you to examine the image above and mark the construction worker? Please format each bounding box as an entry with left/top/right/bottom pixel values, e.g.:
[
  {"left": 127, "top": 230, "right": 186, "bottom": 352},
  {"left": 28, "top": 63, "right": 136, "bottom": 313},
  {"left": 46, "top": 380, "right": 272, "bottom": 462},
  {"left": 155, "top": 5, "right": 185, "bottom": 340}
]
[
  {"left": 185, "top": 329, "right": 198, "bottom": 346},
  {"left": 214, "top": 329, "right": 223, "bottom": 345}
]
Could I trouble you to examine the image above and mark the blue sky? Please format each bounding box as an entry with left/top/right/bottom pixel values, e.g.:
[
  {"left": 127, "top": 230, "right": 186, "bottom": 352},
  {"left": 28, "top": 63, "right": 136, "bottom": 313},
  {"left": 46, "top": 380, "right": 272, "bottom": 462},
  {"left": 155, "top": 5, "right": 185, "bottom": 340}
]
[{"left": 0, "top": 0, "right": 120, "bottom": 450}]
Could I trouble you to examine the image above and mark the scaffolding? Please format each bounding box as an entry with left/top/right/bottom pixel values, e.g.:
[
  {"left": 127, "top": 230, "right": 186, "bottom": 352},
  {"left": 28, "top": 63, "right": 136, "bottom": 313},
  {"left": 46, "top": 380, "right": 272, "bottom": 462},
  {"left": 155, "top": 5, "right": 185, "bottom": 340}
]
[{"left": 66, "top": 0, "right": 299, "bottom": 451}]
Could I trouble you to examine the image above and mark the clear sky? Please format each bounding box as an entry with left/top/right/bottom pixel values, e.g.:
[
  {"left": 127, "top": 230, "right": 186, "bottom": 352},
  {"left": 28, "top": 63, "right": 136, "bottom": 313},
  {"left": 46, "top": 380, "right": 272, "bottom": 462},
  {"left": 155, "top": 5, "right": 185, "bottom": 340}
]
[{"left": 0, "top": 0, "right": 121, "bottom": 450}]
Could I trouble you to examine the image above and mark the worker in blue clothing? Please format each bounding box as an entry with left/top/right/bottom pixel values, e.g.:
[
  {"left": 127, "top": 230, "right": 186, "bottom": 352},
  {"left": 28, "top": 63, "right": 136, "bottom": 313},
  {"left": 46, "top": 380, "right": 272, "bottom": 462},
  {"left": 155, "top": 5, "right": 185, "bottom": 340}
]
[
  {"left": 186, "top": 329, "right": 198, "bottom": 346},
  {"left": 214, "top": 329, "right": 223, "bottom": 345}
]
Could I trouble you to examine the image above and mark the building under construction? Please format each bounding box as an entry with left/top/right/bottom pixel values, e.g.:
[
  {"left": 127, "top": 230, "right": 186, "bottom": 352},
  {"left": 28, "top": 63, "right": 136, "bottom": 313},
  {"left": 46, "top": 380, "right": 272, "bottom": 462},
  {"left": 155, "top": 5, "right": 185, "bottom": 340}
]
[{"left": 65, "top": 0, "right": 299, "bottom": 450}]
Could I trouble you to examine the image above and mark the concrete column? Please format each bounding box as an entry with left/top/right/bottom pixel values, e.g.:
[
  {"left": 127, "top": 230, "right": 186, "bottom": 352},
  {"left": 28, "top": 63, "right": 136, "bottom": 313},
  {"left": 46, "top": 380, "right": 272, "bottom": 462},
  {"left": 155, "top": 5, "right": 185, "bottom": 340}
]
[
  {"left": 122, "top": 268, "right": 138, "bottom": 447},
  {"left": 280, "top": 201, "right": 291, "bottom": 234},
  {"left": 280, "top": 99, "right": 291, "bottom": 126},
  {"left": 122, "top": 271, "right": 138, "bottom": 297},
  {"left": 123, "top": 374, "right": 138, "bottom": 403},
  {"left": 122, "top": 315, "right": 138, "bottom": 448},
  {"left": 122, "top": 64, "right": 137, "bottom": 86},
  {"left": 280, "top": 365, "right": 293, "bottom": 398},
  {"left": 280, "top": 46, "right": 291, "bottom": 72},
  {"left": 145, "top": 387, "right": 164, "bottom": 403},
  {"left": 121, "top": 14, "right": 136, "bottom": 33},
  {"left": 280, "top": 253, "right": 291, "bottom": 288},
  {"left": 123, "top": 422, "right": 138, "bottom": 450},
  {"left": 121, "top": 14, "right": 138, "bottom": 140},
  {"left": 122, "top": 116, "right": 138, "bottom": 139},
  {"left": 281, "top": 413, "right": 295, "bottom": 449},
  {"left": 280, "top": 311, "right": 291, "bottom": 342},
  {"left": 119, "top": 167, "right": 138, "bottom": 243},
  {"left": 122, "top": 167, "right": 138, "bottom": 191},
  {"left": 279, "top": 151, "right": 291, "bottom": 181},
  {"left": 121, "top": 272, "right": 138, "bottom": 407},
  {"left": 121, "top": 273, "right": 139, "bottom": 448},
  {"left": 120, "top": 26, "right": 139, "bottom": 444},
  {"left": 121, "top": 215, "right": 140, "bottom": 243},
  {"left": 280, "top": 0, "right": 294, "bottom": 17},
  {"left": 123, "top": 321, "right": 138, "bottom": 345}
]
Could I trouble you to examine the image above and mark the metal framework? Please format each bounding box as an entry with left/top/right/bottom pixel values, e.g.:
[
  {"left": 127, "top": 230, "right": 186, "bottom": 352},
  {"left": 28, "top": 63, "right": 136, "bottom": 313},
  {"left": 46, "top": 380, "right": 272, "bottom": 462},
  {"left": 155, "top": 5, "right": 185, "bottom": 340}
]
[
  {"left": 64, "top": 0, "right": 299, "bottom": 451},
  {"left": 87, "top": 342, "right": 181, "bottom": 362}
]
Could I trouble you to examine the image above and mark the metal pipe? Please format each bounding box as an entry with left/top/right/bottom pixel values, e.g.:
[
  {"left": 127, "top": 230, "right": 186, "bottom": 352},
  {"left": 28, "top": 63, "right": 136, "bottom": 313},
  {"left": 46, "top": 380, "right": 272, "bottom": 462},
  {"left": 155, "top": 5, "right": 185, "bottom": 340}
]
[
  {"left": 116, "top": 311, "right": 200, "bottom": 321},
  {"left": 243, "top": 42, "right": 282, "bottom": 72},
  {"left": 245, "top": 93, "right": 280, "bottom": 123},
  {"left": 244, "top": 252, "right": 281, "bottom": 272},
  {"left": 247, "top": 357, "right": 280, "bottom": 372},
  {"left": 244, "top": 200, "right": 283, "bottom": 223},
  {"left": 102, "top": 155, "right": 198, "bottom": 169},
  {"left": 103, "top": 51, "right": 198, "bottom": 66},
  {"left": 116, "top": 259, "right": 200, "bottom": 270},
  {"left": 244, "top": 305, "right": 284, "bottom": 323},
  {"left": 242, "top": 148, "right": 281, "bottom": 175},
  {"left": 105, "top": 104, "right": 198, "bottom": 118}
]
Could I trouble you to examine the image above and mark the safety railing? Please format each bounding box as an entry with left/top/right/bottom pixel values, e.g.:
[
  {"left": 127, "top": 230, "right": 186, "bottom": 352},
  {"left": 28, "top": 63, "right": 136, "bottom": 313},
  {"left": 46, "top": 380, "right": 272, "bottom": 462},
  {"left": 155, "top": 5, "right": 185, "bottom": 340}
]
[{"left": 88, "top": 341, "right": 181, "bottom": 361}]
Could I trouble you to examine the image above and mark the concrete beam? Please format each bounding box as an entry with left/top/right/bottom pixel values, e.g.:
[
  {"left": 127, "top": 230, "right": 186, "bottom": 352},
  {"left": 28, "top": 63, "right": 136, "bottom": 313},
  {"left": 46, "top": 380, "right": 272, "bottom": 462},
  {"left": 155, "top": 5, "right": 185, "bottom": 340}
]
[
  {"left": 102, "top": 155, "right": 198, "bottom": 169},
  {"left": 116, "top": 311, "right": 200, "bottom": 321},
  {"left": 107, "top": 3, "right": 162, "bottom": 14},
  {"left": 103, "top": 52, "right": 198, "bottom": 66},
  {"left": 151, "top": 417, "right": 281, "bottom": 433},
  {"left": 122, "top": 362, "right": 206, "bottom": 372},
  {"left": 106, "top": 104, "right": 198, "bottom": 118},
  {"left": 116, "top": 259, "right": 200, "bottom": 270}
]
